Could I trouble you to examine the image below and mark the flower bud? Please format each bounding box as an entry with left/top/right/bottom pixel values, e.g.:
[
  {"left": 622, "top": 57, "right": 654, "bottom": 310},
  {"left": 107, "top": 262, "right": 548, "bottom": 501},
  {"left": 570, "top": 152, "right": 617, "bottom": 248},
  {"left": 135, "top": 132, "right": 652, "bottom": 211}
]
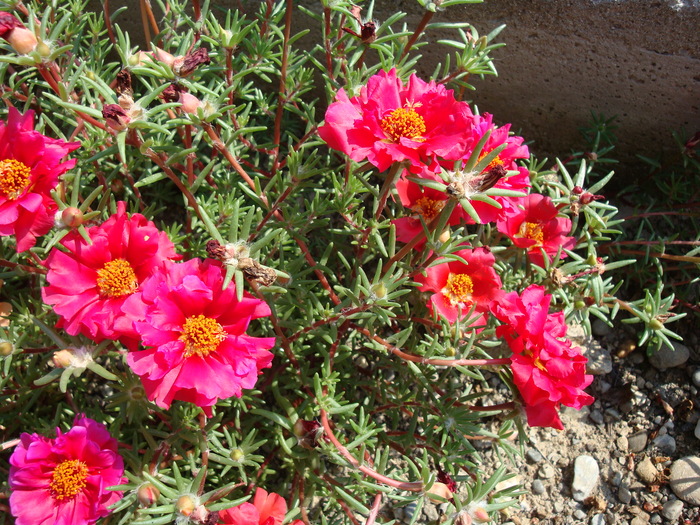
[
  {"left": 137, "top": 482, "right": 160, "bottom": 506},
  {"left": 471, "top": 507, "right": 490, "bottom": 522},
  {"left": 35, "top": 40, "right": 51, "bottom": 57},
  {"left": 176, "top": 495, "right": 197, "bottom": 516},
  {"left": 230, "top": 448, "right": 245, "bottom": 461},
  {"left": 60, "top": 207, "right": 84, "bottom": 228},
  {"left": 426, "top": 481, "right": 453, "bottom": 503},
  {"left": 370, "top": 282, "right": 387, "bottom": 300},
  {"left": 649, "top": 318, "right": 664, "bottom": 331},
  {"left": 438, "top": 229, "right": 450, "bottom": 243},
  {"left": 152, "top": 47, "right": 176, "bottom": 67},
  {"left": 129, "top": 384, "right": 146, "bottom": 401},
  {"left": 0, "top": 341, "right": 13, "bottom": 356},
  {"left": 52, "top": 349, "right": 74, "bottom": 368},
  {"left": 178, "top": 92, "right": 202, "bottom": 114},
  {"left": 7, "top": 27, "right": 38, "bottom": 54}
]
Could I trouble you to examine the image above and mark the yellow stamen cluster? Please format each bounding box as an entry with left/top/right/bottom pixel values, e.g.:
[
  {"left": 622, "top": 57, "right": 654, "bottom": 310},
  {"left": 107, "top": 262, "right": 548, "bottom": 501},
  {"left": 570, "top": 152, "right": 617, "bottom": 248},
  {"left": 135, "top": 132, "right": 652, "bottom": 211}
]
[
  {"left": 49, "top": 459, "right": 89, "bottom": 501},
  {"left": 380, "top": 107, "right": 426, "bottom": 142},
  {"left": 0, "top": 159, "right": 32, "bottom": 200},
  {"left": 96, "top": 259, "right": 139, "bottom": 298},
  {"left": 412, "top": 196, "right": 445, "bottom": 222},
  {"left": 442, "top": 273, "right": 474, "bottom": 305},
  {"left": 519, "top": 222, "right": 545, "bottom": 245},
  {"left": 477, "top": 152, "right": 504, "bottom": 172},
  {"left": 180, "top": 314, "right": 226, "bottom": 358}
]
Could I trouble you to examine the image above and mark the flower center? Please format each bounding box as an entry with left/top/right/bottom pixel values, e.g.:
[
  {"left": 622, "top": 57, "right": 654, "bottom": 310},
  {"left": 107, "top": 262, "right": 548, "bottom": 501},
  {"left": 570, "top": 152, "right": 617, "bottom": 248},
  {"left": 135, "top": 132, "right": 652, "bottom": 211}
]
[
  {"left": 180, "top": 314, "right": 226, "bottom": 358},
  {"left": 533, "top": 357, "right": 547, "bottom": 372},
  {"left": 442, "top": 273, "right": 474, "bottom": 305},
  {"left": 518, "top": 222, "right": 545, "bottom": 245},
  {"left": 412, "top": 196, "right": 445, "bottom": 221},
  {"left": 96, "top": 259, "right": 138, "bottom": 298},
  {"left": 0, "top": 158, "right": 32, "bottom": 200},
  {"left": 380, "top": 107, "right": 426, "bottom": 142},
  {"left": 49, "top": 459, "right": 89, "bottom": 501},
  {"left": 478, "top": 152, "right": 504, "bottom": 172}
]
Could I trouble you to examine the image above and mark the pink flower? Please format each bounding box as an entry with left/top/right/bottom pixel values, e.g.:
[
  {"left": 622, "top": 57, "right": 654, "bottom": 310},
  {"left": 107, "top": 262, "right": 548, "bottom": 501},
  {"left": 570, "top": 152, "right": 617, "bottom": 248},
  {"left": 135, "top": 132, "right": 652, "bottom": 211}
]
[
  {"left": 122, "top": 258, "right": 275, "bottom": 416},
  {"left": 318, "top": 68, "right": 475, "bottom": 172},
  {"left": 416, "top": 246, "right": 502, "bottom": 323},
  {"left": 491, "top": 285, "right": 594, "bottom": 429},
  {"left": 497, "top": 193, "right": 575, "bottom": 267},
  {"left": 0, "top": 108, "right": 79, "bottom": 251},
  {"left": 42, "top": 201, "right": 178, "bottom": 348},
  {"left": 219, "top": 489, "right": 303, "bottom": 525},
  {"left": 8, "top": 414, "right": 126, "bottom": 525}
]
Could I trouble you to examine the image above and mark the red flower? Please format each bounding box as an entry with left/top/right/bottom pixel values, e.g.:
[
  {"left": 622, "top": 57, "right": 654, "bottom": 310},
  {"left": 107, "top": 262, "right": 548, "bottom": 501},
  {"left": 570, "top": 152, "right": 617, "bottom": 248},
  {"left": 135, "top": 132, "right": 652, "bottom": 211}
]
[
  {"left": 42, "top": 201, "right": 178, "bottom": 348},
  {"left": 122, "top": 258, "right": 275, "bottom": 416},
  {"left": 219, "top": 488, "right": 303, "bottom": 525},
  {"left": 416, "top": 246, "right": 502, "bottom": 323},
  {"left": 497, "top": 193, "right": 575, "bottom": 267},
  {"left": 8, "top": 415, "right": 125, "bottom": 525},
  {"left": 491, "top": 285, "right": 594, "bottom": 429},
  {"left": 0, "top": 108, "right": 79, "bottom": 251},
  {"left": 318, "top": 68, "right": 475, "bottom": 172}
]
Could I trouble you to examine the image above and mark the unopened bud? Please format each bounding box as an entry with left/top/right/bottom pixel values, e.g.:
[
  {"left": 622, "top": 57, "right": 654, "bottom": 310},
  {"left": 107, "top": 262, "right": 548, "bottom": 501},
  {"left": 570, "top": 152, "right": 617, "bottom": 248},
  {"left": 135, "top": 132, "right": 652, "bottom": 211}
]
[
  {"left": 0, "top": 12, "right": 23, "bottom": 39},
  {"left": 230, "top": 448, "right": 244, "bottom": 461},
  {"left": 129, "top": 384, "right": 146, "bottom": 401},
  {"left": 35, "top": 41, "right": 51, "bottom": 57},
  {"left": 471, "top": 507, "right": 490, "bottom": 523},
  {"left": 137, "top": 482, "right": 160, "bottom": 506},
  {"left": 426, "top": 481, "right": 453, "bottom": 503},
  {"left": 52, "top": 349, "right": 74, "bottom": 368},
  {"left": 61, "top": 207, "right": 84, "bottom": 228},
  {"left": 438, "top": 229, "right": 450, "bottom": 243},
  {"left": 176, "top": 495, "right": 197, "bottom": 516},
  {"left": 152, "top": 47, "right": 176, "bottom": 67},
  {"left": 370, "top": 282, "right": 387, "bottom": 300},
  {"left": 178, "top": 92, "right": 202, "bottom": 114},
  {"left": 649, "top": 318, "right": 664, "bottom": 331},
  {"left": 7, "top": 27, "right": 38, "bottom": 54},
  {"left": 0, "top": 341, "right": 13, "bottom": 356}
]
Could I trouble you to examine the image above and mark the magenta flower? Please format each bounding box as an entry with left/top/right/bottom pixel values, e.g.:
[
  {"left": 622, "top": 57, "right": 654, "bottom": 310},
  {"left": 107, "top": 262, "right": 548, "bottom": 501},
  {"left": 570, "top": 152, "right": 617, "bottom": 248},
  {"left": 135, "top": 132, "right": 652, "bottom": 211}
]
[
  {"left": 497, "top": 193, "right": 576, "bottom": 267},
  {"left": 318, "top": 68, "right": 475, "bottom": 172},
  {"left": 0, "top": 108, "right": 79, "bottom": 252},
  {"left": 122, "top": 258, "right": 275, "bottom": 416},
  {"left": 42, "top": 201, "right": 179, "bottom": 349},
  {"left": 8, "top": 414, "right": 125, "bottom": 525},
  {"left": 491, "top": 285, "right": 594, "bottom": 429},
  {"left": 416, "top": 246, "right": 502, "bottom": 323}
]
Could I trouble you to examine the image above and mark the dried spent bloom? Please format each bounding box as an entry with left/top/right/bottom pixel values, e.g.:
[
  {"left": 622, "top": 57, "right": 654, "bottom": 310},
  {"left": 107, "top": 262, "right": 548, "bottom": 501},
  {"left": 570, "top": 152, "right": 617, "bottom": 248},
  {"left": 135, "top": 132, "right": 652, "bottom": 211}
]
[
  {"left": 219, "top": 488, "right": 303, "bottom": 525},
  {"left": 102, "top": 104, "right": 130, "bottom": 131},
  {"left": 121, "top": 258, "right": 275, "bottom": 416},
  {"left": 173, "top": 47, "right": 210, "bottom": 77},
  {"left": 416, "top": 246, "right": 503, "bottom": 324},
  {"left": 318, "top": 68, "right": 475, "bottom": 172},
  {"left": 8, "top": 414, "right": 126, "bottom": 525},
  {"left": 42, "top": 201, "right": 179, "bottom": 348},
  {"left": 0, "top": 108, "right": 80, "bottom": 251},
  {"left": 497, "top": 193, "right": 576, "bottom": 267}
]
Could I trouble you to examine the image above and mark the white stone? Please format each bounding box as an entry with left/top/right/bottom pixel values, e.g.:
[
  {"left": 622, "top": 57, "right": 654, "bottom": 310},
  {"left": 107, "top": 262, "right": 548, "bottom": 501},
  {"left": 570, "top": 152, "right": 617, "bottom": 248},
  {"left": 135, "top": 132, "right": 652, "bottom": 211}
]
[
  {"left": 590, "top": 513, "right": 606, "bottom": 525},
  {"left": 670, "top": 456, "right": 700, "bottom": 506},
  {"left": 692, "top": 368, "right": 700, "bottom": 388},
  {"left": 572, "top": 455, "right": 599, "bottom": 502},
  {"left": 648, "top": 341, "right": 690, "bottom": 370},
  {"left": 661, "top": 499, "right": 684, "bottom": 521}
]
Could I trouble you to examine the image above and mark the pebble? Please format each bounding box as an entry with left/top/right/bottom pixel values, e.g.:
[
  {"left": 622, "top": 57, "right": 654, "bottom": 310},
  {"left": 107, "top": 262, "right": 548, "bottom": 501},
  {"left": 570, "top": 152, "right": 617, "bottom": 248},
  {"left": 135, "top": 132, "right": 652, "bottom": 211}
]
[
  {"left": 538, "top": 464, "right": 556, "bottom": 479},
  {"left": 532, "top": 479, "right": 546, "bottom": 495},
  {"left": 590, "top": 409, "right": 605, "bottom": 425},
  {"left": 611, "top": 471, "right": 623, "bottom": 487},
  {"left": 695, "top": 419, "right": 700, "bottom": 440},
  {"left": 590, "top": 514, "right": 606, "bottom": 525},
  {"left": 526, "top": 447, "right": 544, "bottom": 463},
  {"left": 553, "top": 500, "right": 565, "bottom": 513},
  {"left": 616, "top": 436, "right": 628, "bottom": 452},
  {"left": 648, "top": 341, "right": 690, "bottom": 370},
  {"left": 630, "top": 517, "right": 648, "bottom": 525},
  {"left": 652, "top": 434, "right": 676, "bottom": 455},
  {"left": 583, "top": 339, "right": 613, "bottom": 375},
  {"left": 669, "top": 456, "right": 700, "bottom": 505},
  {"left": 629, "top": 352, "right": 645, "bottom": 365},
  {"left": 574, "top": 509, "right": 586, "bottom": 520},
  {"left": 572, "top": 455, "right": 600, "bottom": 502},
  {"left": 592, "top": 318, "right": 613, "bottom": 336},
  {"left": 604, "top": 408, "right": 621, "bottom": 421},
  {"left": 661, "top": 499, "right": 684, "bottom": 521},
  {"left": 628, "top": 431, "right": 648, "bottom": 453},
  {"left": 692, "top": 368, "right": 700, "bottom": 388},
  {"left": 649, "top": 514, "right": 661, "bottom": 524},
  {"left": 618, "top": 484, "right": 632, "bottom": 504},
  {"left": 635, "top": 457, "right": 658, "bottom": 485},
  {"left": 599, "top": 379, "right": 611, "bottom": 393}
]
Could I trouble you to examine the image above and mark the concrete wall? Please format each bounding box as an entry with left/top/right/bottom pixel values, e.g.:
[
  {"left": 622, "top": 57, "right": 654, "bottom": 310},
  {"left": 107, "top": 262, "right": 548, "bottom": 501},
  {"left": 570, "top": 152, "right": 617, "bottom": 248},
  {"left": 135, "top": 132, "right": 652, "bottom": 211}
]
[{"left": 99, "top": 0, "right": 700, "bottom": 175}]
